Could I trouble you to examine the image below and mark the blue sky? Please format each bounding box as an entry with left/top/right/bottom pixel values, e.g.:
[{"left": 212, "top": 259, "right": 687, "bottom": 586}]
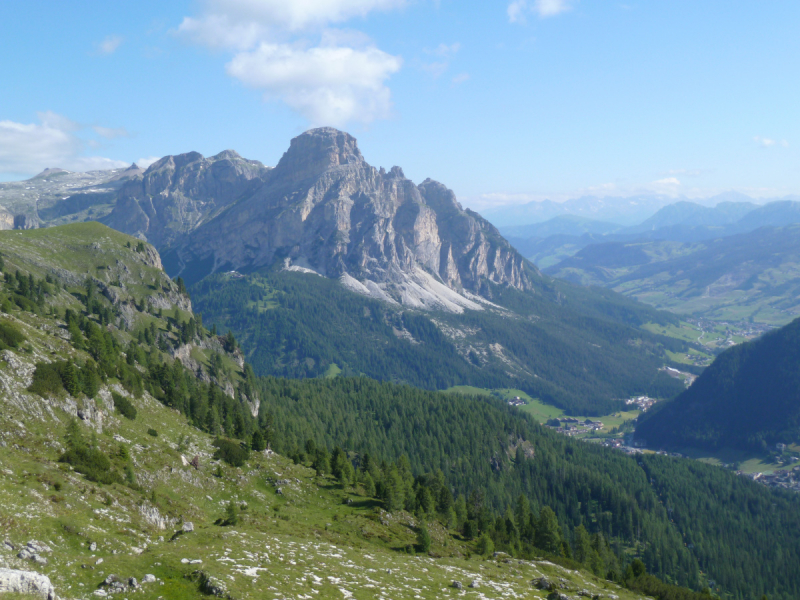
[{"left": 1, "top": 0, "right": 798, "bottom": 209}]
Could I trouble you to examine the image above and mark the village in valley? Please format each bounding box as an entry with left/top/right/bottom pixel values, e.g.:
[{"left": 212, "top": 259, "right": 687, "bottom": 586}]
[{"left": 507, "top": 392, "right": 800, "bottom": 494}]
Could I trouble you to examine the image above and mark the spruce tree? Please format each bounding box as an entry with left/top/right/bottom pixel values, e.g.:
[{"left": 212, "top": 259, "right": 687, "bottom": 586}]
[
  {"left": 416, "top": 520, "right": 431, "bottom": 553},
  {"left": 61, "top": 361, "right": 81, "bottom": 397},
  {"left": 251, "top": 429, "right": 265, "bottom": 452},
  {"left": 535, "top": 506, "right": 562, "bottom": 555}
]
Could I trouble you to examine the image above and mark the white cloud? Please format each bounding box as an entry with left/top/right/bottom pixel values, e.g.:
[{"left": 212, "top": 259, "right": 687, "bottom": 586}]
[
  {"left": 178, "top": 0, "right": 405, "bottom": 126},
  {"left": 754, "top": 135, "right": 789, "bottom": 148},
  {"left": 451, "top": 73, "right": 470, "bottom": 84},
  {"left": 507, "top": 0, "right": 527, "bottom": 23},
  {"left": 227, "top": 43, "right": 401, "bottom": 125},
  {"left": 508, "top": 0, "right": 573, "bottom": 22},
  {"left": 93, "top": 125, "right": 130, "bottom": 139},
  {"left": 0, "top": 112, "right": 128, "bottom": 176},
  {"left": 98, "top": 35, "right": 124, "bottom": 55},
  {"left": 202, "top": 0, "right": 405, "bottom": 32},
  {"left": 653, "top": 177, "right": 681, "bottom": 186}
]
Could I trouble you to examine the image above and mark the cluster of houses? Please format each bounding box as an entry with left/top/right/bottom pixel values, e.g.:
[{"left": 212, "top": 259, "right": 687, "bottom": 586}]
[
  {"left": 625, "top": 396, "right": 658, "bottom": 411},
  {"left": 743, "top": 466, "right": 800, "bottom": 492},
  {"left": 507, "top": 396, "right": 526, "bottom": 407},
  {"left": 600, "top": 438, "right": 646, "bottom": 454},
  {"left": 547, "top": 417, "right": 605, "bottom": 437}
]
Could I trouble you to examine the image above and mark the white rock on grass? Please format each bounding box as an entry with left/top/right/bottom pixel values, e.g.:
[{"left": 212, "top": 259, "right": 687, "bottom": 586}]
[{"left": 0, "top": 568, "right": 57, "bottom": 600}]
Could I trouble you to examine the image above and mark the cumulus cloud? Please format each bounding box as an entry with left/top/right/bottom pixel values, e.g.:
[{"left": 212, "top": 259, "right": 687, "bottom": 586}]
[
  {"left": 227, "top": 43, "right": 401, "bottom": 125},
  {"left": 0, "top": 112, "right": 128, "bottom": 176},
  {"left": 451, "top": 72, "right": 470, "bottom": 84},
  {"left": 98, "top": 35, "right": 124, "bottom": 54},
  {"left": 508, "top": 0, "right": 573, "bottom": 22},
  {"left": 177, "top": 0, "right": 405, "bottom": 126},
  {"left": 754, "top": 136, "right": 789, "bottom": 148}
]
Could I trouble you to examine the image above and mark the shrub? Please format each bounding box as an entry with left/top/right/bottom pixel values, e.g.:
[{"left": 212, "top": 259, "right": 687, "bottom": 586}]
[
  {"left": 112, "top": 392, "right": 137, "bottom": 420},
  {"left": 59, "top": 445, "right": 121, "bottom": 485},
  {"left": 147, "top": 428, "right": 158, "bottom": 437},
  {"left": 213, "top": 438, "right": 250, "bottom": 467},
  {"left": 0, "top": 321, "right": 26, "bottom": 349},
  {"left": 28, "top": 362, "right": 67, "bottom": 397}
]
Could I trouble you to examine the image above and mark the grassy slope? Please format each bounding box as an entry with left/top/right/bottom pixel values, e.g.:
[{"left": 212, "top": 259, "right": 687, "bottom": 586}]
[{"left": 0, "top": 230, "right": 646, "bottom": 600}]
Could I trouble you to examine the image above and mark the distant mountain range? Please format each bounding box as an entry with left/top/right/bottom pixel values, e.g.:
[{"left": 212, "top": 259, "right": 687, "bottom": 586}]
[
  {"left": 498, "top": 198, "right": 800, "bottom": 325},
  {"left": 481, "top": 190, "right": 797, "bottom": 228},
  {"left": 636, "top": 317, "right": 800, "bottom": 452},
  {"left": 0, "top": 129, "right": 692, "bottom": 414}
]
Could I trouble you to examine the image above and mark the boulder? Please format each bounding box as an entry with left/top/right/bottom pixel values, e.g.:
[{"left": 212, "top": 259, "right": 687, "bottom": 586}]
[
  {"left": 0, "top": 568, "right": 57, "bottom": 600},
  {"left": 89, "top": 542, "right": 97, "bottom": 552},
  {"left": 143, "top": 574, "right": 156, "bottom": 583},
  {"left": 182, "top": 521, "right": 195, "bottom": 533},
  {"left": 468, "top": 580, "right": 480, "bottom": 588},
  {"left": 451, "top": 580, "right": 463, "bottom": 589},
  {"left": 534, "top": 577, "right": 554, "bottom": 590}
]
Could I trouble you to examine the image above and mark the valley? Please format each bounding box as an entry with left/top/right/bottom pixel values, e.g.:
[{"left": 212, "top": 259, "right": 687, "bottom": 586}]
[{"left": 3, "top": 222, "right": 800, "bottom": 600}]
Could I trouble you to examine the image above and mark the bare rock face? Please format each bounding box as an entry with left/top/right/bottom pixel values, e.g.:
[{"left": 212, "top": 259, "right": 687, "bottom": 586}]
[
  {"left": 103, "top": 150, "right": 271, "bottom": 248},
  {"left": 170, "top": 128, "right": 535, "bottom": 309},
  {"left": 0, "top": 206, "right": 13, "bottom": 230},
  {"left": 0, "top": 568, "right": 56, "bottom": 600}
]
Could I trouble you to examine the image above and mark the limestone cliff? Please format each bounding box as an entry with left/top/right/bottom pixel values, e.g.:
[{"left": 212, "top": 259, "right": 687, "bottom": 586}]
[
  {"left": 102, "top": 150, "right": 270, "bottom": 248},
  {"left": 169, "top": 128, "right": 536, "bottom": 310}
]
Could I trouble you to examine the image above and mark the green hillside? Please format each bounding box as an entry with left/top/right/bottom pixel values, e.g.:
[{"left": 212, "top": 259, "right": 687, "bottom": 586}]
[
  {"left": 637, "top": 317, "right": 800, "bottom": 452},
  {"left": 190, "top": 267, "right": 687, "bottom": 415},
  {"left": 3, "top": 223, "right": 800, "bottom": 600}
]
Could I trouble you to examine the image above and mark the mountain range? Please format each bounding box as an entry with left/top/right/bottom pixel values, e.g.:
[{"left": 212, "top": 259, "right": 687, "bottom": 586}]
[
  {"left": 499, "top": 199, "right": 800, "bottom": 325},
  {"left": 0, "top": 129, "right": 693, "bottom": 415}
]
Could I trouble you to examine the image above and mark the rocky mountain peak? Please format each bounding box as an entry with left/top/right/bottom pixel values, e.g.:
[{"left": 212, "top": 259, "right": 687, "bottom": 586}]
[
  {"left": 212, "top": 149, "right": 243, "bottom": 161},
  {"left": 161, "top": 129, "right": 535, "bottom": 312},
  {"left": 273, "top": 128, "right": 364, "bottom": 183}
]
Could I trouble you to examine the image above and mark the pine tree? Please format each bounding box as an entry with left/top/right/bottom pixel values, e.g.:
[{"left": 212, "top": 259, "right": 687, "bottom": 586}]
[
  {"left": 80, "top": 361, "right": 101, "bottom": 398},
  {"left": 363, "top": 472, "right": 376, "bottom": 497},
  {"left": 573, "top": 524, "right": 593, "bottom": 565},
  {"left": 224, "top": 501, "right": 238, "bottom": 526},
  {"left": 476, "top": 532, "right": 494, "bottom": 556},
  {"left": 65, "top": 418, "right": 85, "bottom": 451},
  {"left": 416, "top": 520, "right": 431, "bottom": 553},
  {"left": 535, "top": 506, "right": 562, "bottom": 555},
  {"left": 251, "top": 429, "right": 265, "bottom": 452},
  {"left": 61, "top": 361, "right": 80, "bottom": 397}
]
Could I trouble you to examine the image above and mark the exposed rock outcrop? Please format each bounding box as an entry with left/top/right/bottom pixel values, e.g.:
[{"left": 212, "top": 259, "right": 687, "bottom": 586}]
[
  {"left": 0, "top": 568, "right": 56, "bottom": 600},
  {"left": 169, "top": 128, "right": 537, "bottom": 311},
  {"left": 103, "top": 150, "right": 270, "bottom": 247}
]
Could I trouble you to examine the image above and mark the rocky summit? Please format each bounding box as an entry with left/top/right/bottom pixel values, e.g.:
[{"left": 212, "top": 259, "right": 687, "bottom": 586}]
[
  {"left": 102, "top": 149, "right": 270, "bottom": 249},
  {"left": 167, "top": 128, "right": 534, "bottom": 312}
]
